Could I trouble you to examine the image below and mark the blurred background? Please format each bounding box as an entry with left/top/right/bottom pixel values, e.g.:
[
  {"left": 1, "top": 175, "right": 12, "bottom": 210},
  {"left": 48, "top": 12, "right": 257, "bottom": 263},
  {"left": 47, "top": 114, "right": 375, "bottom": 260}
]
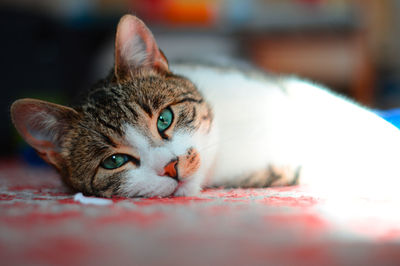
[{"left": 3, "top": 0, "right": 400, "bottom": 159}]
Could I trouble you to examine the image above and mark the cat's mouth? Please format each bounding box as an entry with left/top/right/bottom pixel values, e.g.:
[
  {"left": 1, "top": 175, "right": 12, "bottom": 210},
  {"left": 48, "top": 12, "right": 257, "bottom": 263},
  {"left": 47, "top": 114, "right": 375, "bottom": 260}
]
[
  {"left": 174, "top": 176, "right": 184, "bottom": 186},
  {"left": 171, "top": 179, "right": 186, "bottom": 196}
]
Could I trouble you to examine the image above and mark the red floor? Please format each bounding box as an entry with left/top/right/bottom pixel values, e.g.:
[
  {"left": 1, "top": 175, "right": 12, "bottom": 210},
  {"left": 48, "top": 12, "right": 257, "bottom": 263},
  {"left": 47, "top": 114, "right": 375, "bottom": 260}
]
[{"left": 1, "top": 160, "right": 400, "bottom": 266}]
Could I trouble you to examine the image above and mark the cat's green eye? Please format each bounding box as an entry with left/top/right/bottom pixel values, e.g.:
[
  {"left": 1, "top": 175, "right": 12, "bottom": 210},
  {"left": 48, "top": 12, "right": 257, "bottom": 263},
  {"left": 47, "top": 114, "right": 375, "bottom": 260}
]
[
  {"left": 101, "top": 154, "right": 129, "bottom": 170},
  {"left": 157, "top": 108, "right": 173, "bottom": 133}
]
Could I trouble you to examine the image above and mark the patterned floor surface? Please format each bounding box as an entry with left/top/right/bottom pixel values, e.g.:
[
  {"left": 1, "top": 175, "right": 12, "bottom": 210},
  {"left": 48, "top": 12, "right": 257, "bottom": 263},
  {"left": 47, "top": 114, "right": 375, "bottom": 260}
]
[{"left": 1, "top": 159, "right": 400, "bottom": 266}]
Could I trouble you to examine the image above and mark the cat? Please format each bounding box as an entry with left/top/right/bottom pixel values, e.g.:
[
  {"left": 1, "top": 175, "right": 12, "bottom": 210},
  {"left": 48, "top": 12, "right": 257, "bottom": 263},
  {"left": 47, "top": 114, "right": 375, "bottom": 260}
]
[{"left": 10, "top": 14, "right": 400, "bottom": 199}]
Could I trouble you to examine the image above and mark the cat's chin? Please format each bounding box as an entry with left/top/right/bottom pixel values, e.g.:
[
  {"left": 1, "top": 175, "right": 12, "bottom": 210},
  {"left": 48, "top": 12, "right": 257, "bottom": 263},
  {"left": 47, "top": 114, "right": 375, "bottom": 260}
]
[
  {"left": 173, "top": 180, "right": 201, "bottom": 197},
  {"left": 138, "top": 186, "right": 178, "bottom": 198},
  {"left": 119, "top": 174, "right": 179, "bottom": 198}
]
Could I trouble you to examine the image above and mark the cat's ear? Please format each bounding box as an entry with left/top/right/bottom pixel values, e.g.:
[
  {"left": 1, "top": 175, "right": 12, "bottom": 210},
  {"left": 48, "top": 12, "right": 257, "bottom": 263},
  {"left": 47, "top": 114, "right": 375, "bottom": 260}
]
[
  {"left": 114, "top": 14, "right": 169, "bottom": 81},
  {"left": 11, "top": 99, "right": 78, "bottom": 169}
]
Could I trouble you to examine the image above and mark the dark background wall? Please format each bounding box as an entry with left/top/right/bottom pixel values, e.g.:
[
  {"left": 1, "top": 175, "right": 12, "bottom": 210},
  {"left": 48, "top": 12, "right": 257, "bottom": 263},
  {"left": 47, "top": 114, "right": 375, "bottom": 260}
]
[{"left": 3, "top": 0, "right": 400, "bottom": 158}]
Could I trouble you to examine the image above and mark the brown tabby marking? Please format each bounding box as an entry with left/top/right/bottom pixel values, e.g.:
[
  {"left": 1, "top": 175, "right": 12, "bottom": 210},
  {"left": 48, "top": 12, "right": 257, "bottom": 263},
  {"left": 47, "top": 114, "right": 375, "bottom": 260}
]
[
  {"left": 72, "top": 70, "right": 212, "bottom": 196},
  {"left": 238, "top": 165, "right": 301, "bottom": 188},
  {"left": 11, "top": 71, "right": 212, "bottom": 197}
]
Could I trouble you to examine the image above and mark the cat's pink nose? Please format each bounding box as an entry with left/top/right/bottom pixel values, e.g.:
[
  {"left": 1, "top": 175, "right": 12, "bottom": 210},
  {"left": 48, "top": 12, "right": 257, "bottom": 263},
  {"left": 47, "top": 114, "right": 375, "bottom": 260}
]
[{"left": 163, "top": 160, "right": 178, "bottom": 179}]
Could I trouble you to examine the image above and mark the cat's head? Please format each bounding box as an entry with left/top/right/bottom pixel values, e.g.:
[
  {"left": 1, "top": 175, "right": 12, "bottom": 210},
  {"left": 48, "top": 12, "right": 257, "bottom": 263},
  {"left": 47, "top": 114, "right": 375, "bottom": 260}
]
[{"left": 10, "top": 15, "right": 214, "bottom": 197}]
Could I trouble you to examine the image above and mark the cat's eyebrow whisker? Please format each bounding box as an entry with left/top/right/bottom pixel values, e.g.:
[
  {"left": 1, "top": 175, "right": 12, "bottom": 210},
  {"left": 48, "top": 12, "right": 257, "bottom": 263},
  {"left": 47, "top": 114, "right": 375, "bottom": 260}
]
[
  {"left": 198, "top": 143, "right": 219, "bottom": 153},
  {"left": 198, "top": 125, "right": 262, "bottom": 153},
  {"left": 198, "top": 136, "right": 236, "bottom": 153}
]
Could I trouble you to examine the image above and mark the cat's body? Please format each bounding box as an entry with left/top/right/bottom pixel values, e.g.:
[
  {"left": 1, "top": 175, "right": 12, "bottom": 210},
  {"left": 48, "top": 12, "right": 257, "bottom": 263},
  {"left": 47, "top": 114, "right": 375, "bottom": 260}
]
[
  {"left": 174, "top": 64, "right": 400, "bottom": 197},
  {"left": 11, "top": 15, "right": 400, "bottom": 199}
]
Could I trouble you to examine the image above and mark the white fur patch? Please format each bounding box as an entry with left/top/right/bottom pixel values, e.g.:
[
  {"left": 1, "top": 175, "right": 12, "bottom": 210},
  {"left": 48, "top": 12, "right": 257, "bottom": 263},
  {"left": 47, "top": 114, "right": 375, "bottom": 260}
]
[
  {"left": 172, "top": 64, "right": 296, "bottom": 184},
  {"left": 74, "top": 193, "right": 112, "bottom": 205},
  {"left": 121, "top": 125, "right": 216, "bottom": 197}
]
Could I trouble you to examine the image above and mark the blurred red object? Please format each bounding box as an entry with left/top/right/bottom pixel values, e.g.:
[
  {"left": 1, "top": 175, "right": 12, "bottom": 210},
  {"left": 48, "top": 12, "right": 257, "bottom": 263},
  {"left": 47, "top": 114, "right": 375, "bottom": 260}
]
[{"left": 131, "top": 0, "right": 218, "bottom": 26}]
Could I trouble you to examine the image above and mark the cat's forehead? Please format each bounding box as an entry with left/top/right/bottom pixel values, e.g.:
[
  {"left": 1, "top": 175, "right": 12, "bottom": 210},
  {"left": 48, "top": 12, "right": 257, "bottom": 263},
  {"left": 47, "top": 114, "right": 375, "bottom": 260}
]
[
  {"left": 78, "top": 72, "right": 204, "bottom": 138},
  {"left": 87, "top": 73, "right": 200, "bottom": 108},
  {"left": 126, "top": 73, "right": 201, "bottom": 102}
]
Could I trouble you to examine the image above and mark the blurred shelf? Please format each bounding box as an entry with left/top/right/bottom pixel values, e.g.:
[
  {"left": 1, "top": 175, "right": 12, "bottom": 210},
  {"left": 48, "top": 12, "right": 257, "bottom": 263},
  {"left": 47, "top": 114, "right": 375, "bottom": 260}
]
[{"left": 245, "top": 31, "right": 375, "bottom": 106}]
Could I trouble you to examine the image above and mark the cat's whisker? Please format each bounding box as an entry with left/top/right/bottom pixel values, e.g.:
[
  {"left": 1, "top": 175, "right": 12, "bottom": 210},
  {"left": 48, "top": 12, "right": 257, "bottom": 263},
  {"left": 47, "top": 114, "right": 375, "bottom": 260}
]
[
  {"left": 197, "top": 136, "right": 236, "bottom": 153},
  {"left": 197, "top": 124, "right": 263, "bottom": 154}
]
